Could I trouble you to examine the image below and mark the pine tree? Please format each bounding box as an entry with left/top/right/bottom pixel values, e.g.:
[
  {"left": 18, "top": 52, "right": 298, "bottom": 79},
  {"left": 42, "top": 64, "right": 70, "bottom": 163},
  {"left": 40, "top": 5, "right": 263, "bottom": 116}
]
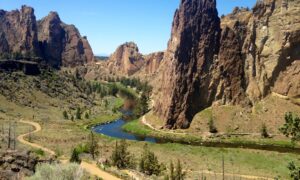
[
  {"left": 139, "top": 144, "right": 164, "bottom": 176},
  {"left": 63, "top": 110, "right": 69, "bottom": 120},
  {"left": 85, "top": 112, "right": 90, "bottom": 119},
  {"left": 111, "top": 140, "right": 135, "bottom": 169},
  {"left": 88, "top": 131, "right": 98, "bottom": 160},
  {"left": 175, "top": 159, "right": 185, "bottom": 180},
  {"left": 76, "top": 107, "right": 82, "bottom": 120}
]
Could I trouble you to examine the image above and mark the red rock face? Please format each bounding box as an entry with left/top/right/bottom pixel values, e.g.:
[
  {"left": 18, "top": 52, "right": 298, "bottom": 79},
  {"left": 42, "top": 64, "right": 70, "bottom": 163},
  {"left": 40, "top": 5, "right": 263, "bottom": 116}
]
[
  {"left": 107, "top": 42, "right": 144, "bottom": 76},
  {"left": 154, "top": 0, "right": 221, "bottom": 128},
  {"left": 0, "top": 6, "right": 40, "bottom": 57},
  {"left": 154, "top": 0, "right": 300, "bottom": 129},
  {"left": 38, "top": 12, "right": 94, "bottom": 68},
  {"left": 0, "top": 6, "right": 94, "bottom": 68}
]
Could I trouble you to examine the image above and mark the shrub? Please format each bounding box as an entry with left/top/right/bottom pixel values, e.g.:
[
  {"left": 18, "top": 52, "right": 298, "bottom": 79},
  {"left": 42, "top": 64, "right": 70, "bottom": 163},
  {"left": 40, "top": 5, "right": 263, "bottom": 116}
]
[
  {"left": 33, "top": 149, "right": 45, "bottom": 156},
  {"left": 26, "top": 163, "right": 87, "bottom": 180},
  {"left": 288, "top": 161, "right": 300, "bottom": 180},
  {"left": 70, "top": 148, "right": 81, "bottom": 164},
  {"left": 63, "top": 111, "right": 69, "bottom": 120},
  {"left": 260, "top": 123, "right": 269, "bottom": 138},
  {"left": 208, "top": 116, "right": 218, "bottom": 133},
  {"left": 84, "top": 112, "right": 89, "bottom": 119},
  {"left": 76, "top": 107, "right": 82, "bottom": 120}
]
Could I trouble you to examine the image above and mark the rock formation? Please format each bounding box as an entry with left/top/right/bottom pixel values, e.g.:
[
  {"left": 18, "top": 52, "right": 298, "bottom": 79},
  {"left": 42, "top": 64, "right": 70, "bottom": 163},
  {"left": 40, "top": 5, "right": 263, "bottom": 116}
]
[
  {"left": 38, "top": 12, "right": 94, "bottom": 67},
  {"left": 0, "top": 6, "right": 94, "bottom": 68},
  {"left": 107, "top": 42, "right": 144, "bottom": 75},
  {"left": 154, "top": 0, "right": 221, "bottom": 128},
  {"left": 0, "top": 151, "right": 39, "bottom": 179},
  {"left": 154, "top": 0, "right": 300, "bottom": 129},
  {"left": 0, "top": 5, "right": 40, "bottom": 58},
  {"left": 103, "top": 42, "right": 163, "bottom": 78}
]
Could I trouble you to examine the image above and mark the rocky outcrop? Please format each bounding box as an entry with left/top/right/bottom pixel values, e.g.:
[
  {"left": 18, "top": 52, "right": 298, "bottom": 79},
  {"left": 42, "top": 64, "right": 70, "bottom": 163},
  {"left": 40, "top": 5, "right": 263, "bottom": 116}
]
[
  {"left": 107, "top": 42, "right": 144, "bottom": 75},
  {"left": 0, "top": 6, "right": 94, "bottom": 68},
  {"left": 38, "top": 12, "right": 94, "bottom": 68},
  {"left": 154, "top": 0, "right": 221, "bottom": 128},
  {"left": 0, "top": 151, "right": 39, "bottom": 179},
  {"left": 0, "top": 6, "right": 40, "bottom": 58},
  {"left": 154, "top": 0, "right": 300, "bottom": 129},
  {"left": 141, "top": 52, "right": 164, "bottom": 75}
]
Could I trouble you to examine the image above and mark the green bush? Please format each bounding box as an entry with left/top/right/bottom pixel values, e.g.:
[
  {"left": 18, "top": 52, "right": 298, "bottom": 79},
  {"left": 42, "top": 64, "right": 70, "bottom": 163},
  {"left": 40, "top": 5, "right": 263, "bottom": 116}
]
[
  {"left": 33, "top": 149, "right": 45, "bottom": 156},
  {"left": 208, "top": 116, "right": 218, "bottom": 134},
  {"left": 288, "top": 161, "right": 300, "bottom": 180},
  {"left": 70, "top": 148, "right": 81, "bottom": 164},
  {"left": 261, "top": 123, "right": 269, "bottom": 138}
]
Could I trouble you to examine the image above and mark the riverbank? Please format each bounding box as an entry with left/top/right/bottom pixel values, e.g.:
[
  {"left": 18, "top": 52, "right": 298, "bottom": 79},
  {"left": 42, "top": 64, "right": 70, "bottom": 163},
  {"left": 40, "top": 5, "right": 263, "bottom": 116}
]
[{"left": 122, "top": 117, "right": 300, "bottom": 154}]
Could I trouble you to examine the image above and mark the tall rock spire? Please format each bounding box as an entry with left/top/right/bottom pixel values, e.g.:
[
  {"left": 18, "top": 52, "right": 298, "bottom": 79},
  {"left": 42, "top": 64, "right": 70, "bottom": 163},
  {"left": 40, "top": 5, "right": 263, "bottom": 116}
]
[{"left": 154, "top": 0, "right": 221, "bottom": 128}]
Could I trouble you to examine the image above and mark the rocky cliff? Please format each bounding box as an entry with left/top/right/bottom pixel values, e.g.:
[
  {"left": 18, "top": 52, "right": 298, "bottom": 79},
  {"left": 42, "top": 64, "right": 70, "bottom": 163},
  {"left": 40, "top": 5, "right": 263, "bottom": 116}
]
[
  {"left": 107, "top": 42, "right": 144, "bottom": 75},
  {"left": 0, "top": 6, "right": 94, "bottom": 68},
  {"left": 38, "top": 12, "right": 94, "bottom": 67},
  {"left": 103, "top": 42, "right": 163, "bottom": 77},
  {"left": 154, "top": 0, "right": 300, "bottom": 129},
  {"left": 0, "top": 6, "right": 40, "bottom": 58},
  {"left": 154, "top": 0, "right": 221, "bottom": 128}
]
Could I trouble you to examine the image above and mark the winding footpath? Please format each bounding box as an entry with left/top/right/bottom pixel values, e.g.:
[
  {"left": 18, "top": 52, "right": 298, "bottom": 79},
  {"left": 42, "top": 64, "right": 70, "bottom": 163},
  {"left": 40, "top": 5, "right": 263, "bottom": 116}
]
[{"left": 18, "top": 120, "right": 121, "bottom": 180}]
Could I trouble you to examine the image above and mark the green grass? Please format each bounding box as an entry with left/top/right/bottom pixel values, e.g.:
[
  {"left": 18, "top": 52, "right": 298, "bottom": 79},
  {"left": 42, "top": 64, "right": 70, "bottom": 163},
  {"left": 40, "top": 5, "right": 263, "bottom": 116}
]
[
  {"left": 80, "top": 113, "right": 121, "bottom": 130},
  {"left": 122, "top": 119, "right": 151, "bottom": 136},
  {"left": 122, "top": 118, "right": 300, "bottom": 151}
]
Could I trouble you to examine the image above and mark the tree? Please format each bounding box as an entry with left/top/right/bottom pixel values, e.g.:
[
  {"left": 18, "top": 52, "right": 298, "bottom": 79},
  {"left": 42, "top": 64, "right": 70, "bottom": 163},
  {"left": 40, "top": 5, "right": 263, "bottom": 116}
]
[
  {"left": 111, "top": 140, "right": 135, "bottom": 169},
  {"left": 169, "top": 161, "right": 175, "bottom": 180},
  {"left": 70, "top": 148, "right": 81, "bottom": 164},
  {"left": 87, "top": 131, "right": 98, "bottom": 160},
  {"left": 134, "top": 92, "right": 149, "bottom": 117},
  {"left": 175, "top": 160, "right": 185, "bottom": 180},
  {"left": 208, "top": 116, "right": 218, "bottom": 133},
  {"left": 76, "top": 107, "right": 82, "bottom": 120},
  {"left": 279, "top": 112, "right": 300, "bottom": 142},
  {"left": 71, "top": 115, "right": 74, "bottom": 121},
  {"left": 261, "top": 123, "right": 269, "bottom": 138},
  {"left": 63, "top": 110, "right": 69, "bottom": 120},
  {"left": 288, "top": 162, "right": 300, "bottom": 180},
  {"left": 84, "top": 112, "right": 90, "bottom": 119},
  {"left": 139, "top": 144, "right": 164, "bottom": 176}
]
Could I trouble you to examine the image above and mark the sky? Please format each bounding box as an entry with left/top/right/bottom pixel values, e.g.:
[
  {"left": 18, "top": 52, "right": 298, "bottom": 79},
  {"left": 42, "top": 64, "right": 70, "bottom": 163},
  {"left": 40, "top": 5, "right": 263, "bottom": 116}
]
[{"left": 0, "top": 0, "right": 257, "bottom": 56}]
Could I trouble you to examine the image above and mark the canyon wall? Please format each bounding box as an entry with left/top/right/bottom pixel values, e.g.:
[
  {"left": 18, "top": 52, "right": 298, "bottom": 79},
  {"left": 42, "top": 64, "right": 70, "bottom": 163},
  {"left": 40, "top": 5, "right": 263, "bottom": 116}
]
[
  {"left": 154, "top": 0, "right": 300, "bottom": 129},
  {"left": 0, "top": 6, "right": 94, "bottom": 68}
]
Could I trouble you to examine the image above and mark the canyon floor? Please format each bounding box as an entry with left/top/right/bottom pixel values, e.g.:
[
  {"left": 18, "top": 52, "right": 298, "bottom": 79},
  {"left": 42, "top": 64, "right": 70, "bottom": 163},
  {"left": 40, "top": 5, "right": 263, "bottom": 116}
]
[{"left": 0, "top": 72, "right": 299, "bottom": 179}]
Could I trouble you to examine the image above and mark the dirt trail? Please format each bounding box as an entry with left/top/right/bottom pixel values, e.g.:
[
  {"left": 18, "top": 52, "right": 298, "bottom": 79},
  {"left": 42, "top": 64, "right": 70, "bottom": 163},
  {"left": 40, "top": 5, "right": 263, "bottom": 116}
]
[{"left": 18, "top": 120, "right": 121, "bottom": 180}]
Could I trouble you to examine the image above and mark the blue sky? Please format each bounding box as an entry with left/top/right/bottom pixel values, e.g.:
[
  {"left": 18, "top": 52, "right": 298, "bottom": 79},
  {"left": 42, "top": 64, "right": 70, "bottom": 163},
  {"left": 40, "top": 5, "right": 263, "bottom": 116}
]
[{"left": 0, "top": 0, "right": 257, "bottom": 55}]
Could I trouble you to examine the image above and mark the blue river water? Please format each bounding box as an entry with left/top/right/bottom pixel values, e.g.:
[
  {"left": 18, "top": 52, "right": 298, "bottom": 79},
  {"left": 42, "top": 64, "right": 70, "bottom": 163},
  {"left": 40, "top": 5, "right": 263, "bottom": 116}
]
[{"left": 92, "top": 119, "right": 157, "bottom": 143}]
